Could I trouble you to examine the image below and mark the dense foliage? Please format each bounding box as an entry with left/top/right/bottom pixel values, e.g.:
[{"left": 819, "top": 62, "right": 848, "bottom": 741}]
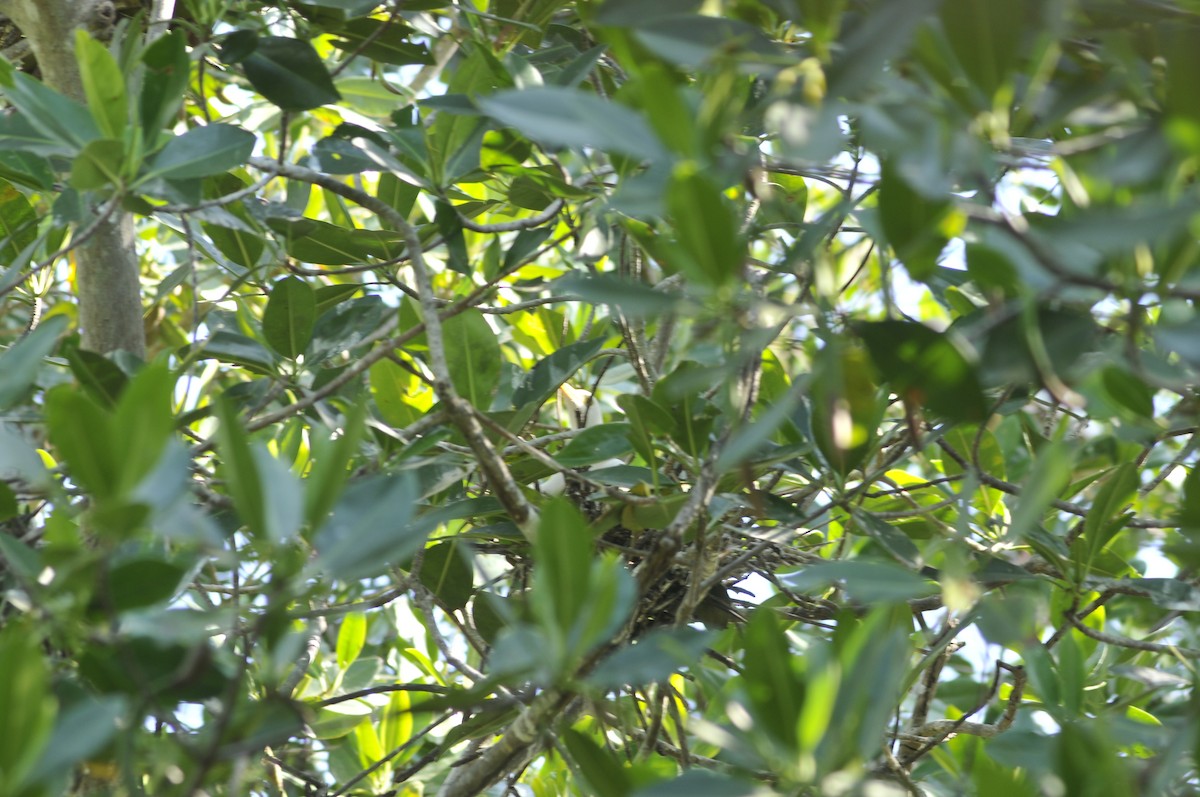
[{"left": 2, "top": 0, "right": 1200, "bottom": 795}]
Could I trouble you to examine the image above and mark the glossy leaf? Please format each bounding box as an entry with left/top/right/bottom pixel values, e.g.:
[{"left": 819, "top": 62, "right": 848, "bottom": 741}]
[
  {"left": 146, "top": 124, "right": 255, "bottom": 181},
  {"left": 239, "top": 35, "right": 342, "bottom": 111}
]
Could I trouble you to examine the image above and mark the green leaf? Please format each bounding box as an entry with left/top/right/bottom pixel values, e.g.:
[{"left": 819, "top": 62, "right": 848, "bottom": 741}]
[
  {"left": 307, "top": 296, "right": 390, "bottom": 364},
  {"left": 0, "top": 67, "right": 101, "bottom": 149},
  {"left": 940, "top": 0, "right": 1035, "bottom": 98},
  {"left": 556, "top": 273, "right": 680, "bottom": 318},
  {"left": 556, "top": 423, "right": 634, "bottom": 467},
  {"left": 878, "top": 160, "right": 953, "bottom": 280},
  {"left": 810, "top": 342, "right": 882, "bottom": 476},
  {"left": 0, "top": 315, "right": 68, "bottom": 410},
  {"left": 856, "top": 320, "right": 987, "bottom": 423},
  {"left": 376, "top": 172, "right": 420, "bottom": 219},
  {"left": 0, "top": 482, "right": 16, "bottom": 523},
  {"left": 336, "top": 613, "right": 367, "bottom": 669},
  {"left": 271, "top": 217, "right": 405, "bottom": 265},
  {"left": 441, "top": 309, "right": 503, "bottom": 409},
  {"left": 595, "top": 0, "right": 702, "bottom": 26},
  {"left": 1007, "top": 441, "right": 1076, "bottom": 544},
  {"left": 241, "top": 36, "right": 342, "bottom": 111},
  {"left": 46, "top": 385, "right": 119, "bottom": 499},
  {"left": 634, "top": 14, "right": 777, "bottom": 67},
  {"left": 146, "top": 124, "right": 256, "bottom": 181},
  {"left": 512, "top": 337, "right": 605, "bottom": 408},
  {"left": 586, "top": 627, "right": 714, "bottom": 689},
  {"left": 304, "top": 400, "right": 367, "bottom": 529},
  {"left": 328, "top": 18, "right": 434, "bottom": 65},
  {"left": 106, "top": 557, "right": 189, "bottom": 611},
  {"left": 110, "top": 359, "right": 176, "bottom": 496},
  {"left": 251, "top": 445, "right": 305, "bottom": 544},
  {"left": 0, "top": 623, "right": 56, "bottom": 793},
  {"left": 262, "top": 277, "right": 317, "bottom": 359},
  {"left": 214, "top": 397, "right": 265, "bottom": 538},
  {"left": 185, "top": 330, "right": 279, "bottom": 373},
  {"left": 140, "top": 30, "right": 190, "bottom": 140},
  {"left": 532, "top": 498, "right": 593, "bottom": 638},
  {"left": 67, "top": 349, "right": 129, "bottom": 408},
  {"left": 379, "top": 689, "right": 413, "bottom": 758},
  {"left": 782, "top": 560, "right": 937, "bottom": 603},
  {"left": 477, "top": 87, "right": 664, "bottom": 160},
  {"left": 633, "top": 771, "right": 762, "bottom": 797},
  {"left": 75, "top": 29, "right": 127, "bottom": 139},
  {"left": 313, "top": 473, "right": 426, "bottom": 580},
  {"left": 69, "top": 138, "right": 126, "bottom": 190},
  {"left": 741, "top": 608, "right": 803, "bottom": 747},
  {"left": 562, "top": 729, "right": 633, "bottom": 797},
  {"left": 849, "top": 509, "right": 923, "bottom": 568},
  {"left": 826, "top": 0, "right": 938, "bottom": 99},
  {"left": 370, "top": 356, "right": 424, "bottom": 428},
  {"left": 665, "top": 162, "right": 742, "bottom": 287},
  {"left": 1100, "top": 366, "right": 1155, "bottom": 419},
  {"left": 27, "top": 696, "right": 125, "bottom": 786},
  {"left": 1180, "top": 466, "right": 1200, "bottom": 533},
  {"left": 1082, "top": 463, "right": 1138, "bottom": 568},
  {"left": 419, "top": 540, "right": 473, "bottom": 612},
  {"left": 572, "top": 554, "right": 636, "bottom": 654},
  {"left": 0, "top": 179, "right": 37, "bottom": 264}
]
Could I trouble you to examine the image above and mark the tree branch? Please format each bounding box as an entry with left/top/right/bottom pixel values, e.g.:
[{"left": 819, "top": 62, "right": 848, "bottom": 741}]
[{"left": 246, "top": 157, "right": 538, "bottom": 540}]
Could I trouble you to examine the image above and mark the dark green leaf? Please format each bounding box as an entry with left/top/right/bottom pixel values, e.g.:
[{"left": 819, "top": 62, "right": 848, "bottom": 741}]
[
  {"left": 67, "top": 349, "right": 129, "bottom": 408},
  {"left": 419, "top": 541, "right": 473, "bottom": 612},
  {"left": 665, "top": 163, "right": 742, "bottom": 287},
  {"left": 241, "top": 36, "right": 342, "bottom": 111},
  {"left": 856, "top": 320, "right": 987, "bottom": 423},
  {"left": 940, "top": 0, "right": 1034, "bottom": 97},
  {"left": 878, "top": 160, "right": 952, "bottom": 280},
  {"left": 146, "top": 124, "right": 255, "bottom": 181},
  {"left": 141, "top": 30, "right": 190, "bottom": 139},
  {"left": 271, "top": 217, "right": 405, "bottom": 265},
  {"left": 1082, "top": 463, "right": 1138, "bottom": 567},
  {"left": 562, "top": 729, "right": 633, "bottom": 797},
  {"left": 262, "top": 277, "right": 317, "bottom": 359},
  {"left": 106, "top": 557, "right": 189, "bottom": 611},
  {"left": 186, "top": 330, "right": 279, "bottom": 373},
  {"left": 741, "top": 608, "right": 803, "bottom": 746},
  {"left": 826, "top": 0, "right": 938, "bottom": 98},
  {"left": 304, "top": 401, "right": 366, "bottom": 529}
]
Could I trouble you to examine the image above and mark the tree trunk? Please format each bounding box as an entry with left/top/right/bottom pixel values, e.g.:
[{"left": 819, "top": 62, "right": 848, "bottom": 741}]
[{"left": 0, "top": 0, "right": 146, "bottom": 357}]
